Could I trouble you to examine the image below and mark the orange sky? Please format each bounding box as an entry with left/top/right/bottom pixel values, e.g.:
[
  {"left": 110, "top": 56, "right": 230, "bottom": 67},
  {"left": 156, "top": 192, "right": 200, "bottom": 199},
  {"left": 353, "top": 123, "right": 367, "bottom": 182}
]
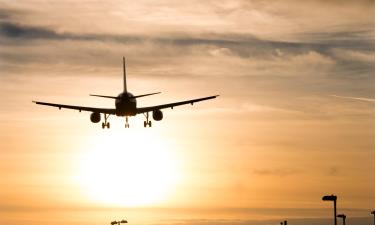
[{"left": 0, "top": 1, "right": 374, "bottom": 225}]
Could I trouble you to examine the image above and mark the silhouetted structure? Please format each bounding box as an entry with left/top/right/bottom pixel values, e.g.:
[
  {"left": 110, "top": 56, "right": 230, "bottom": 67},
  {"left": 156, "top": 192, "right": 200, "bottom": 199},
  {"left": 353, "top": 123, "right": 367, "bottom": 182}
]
[
  {"left": 111, "top": 219, "right": 128, "bottom": 225},
  {"left": 371, "top": 211, "right": 375, "bottom": 225},
  {"left": 322, "top": 194, "right": 337, "bottom": 225},
  {"left": 280, "top": 220, "right": 287, "bottom": 225},
  {"left": 337, "top": 214, "right": 346, "bottom": 225}
]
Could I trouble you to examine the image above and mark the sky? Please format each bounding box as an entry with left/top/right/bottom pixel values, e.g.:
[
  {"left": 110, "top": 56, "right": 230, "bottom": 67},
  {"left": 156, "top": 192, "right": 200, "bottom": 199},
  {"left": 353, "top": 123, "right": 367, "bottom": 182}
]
[{"left": 0, "top": 0, "right": 374, "bottom": 225}]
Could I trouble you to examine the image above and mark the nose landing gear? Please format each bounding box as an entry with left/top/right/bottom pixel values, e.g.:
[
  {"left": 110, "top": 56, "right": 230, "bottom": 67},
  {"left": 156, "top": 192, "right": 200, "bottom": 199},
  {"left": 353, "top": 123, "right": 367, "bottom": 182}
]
[{"left": 125, "top": 116, "right": 130, "bottom": 128}]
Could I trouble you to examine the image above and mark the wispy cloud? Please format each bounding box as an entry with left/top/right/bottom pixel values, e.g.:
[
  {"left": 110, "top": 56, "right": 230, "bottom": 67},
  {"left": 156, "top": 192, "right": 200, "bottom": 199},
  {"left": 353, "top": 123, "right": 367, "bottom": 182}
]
[
  {"left": 252, "top": 168, "right": 300, "bottom": 177},
  {"left": 331, "top": 95, "right": 375, "bottom": 103}
]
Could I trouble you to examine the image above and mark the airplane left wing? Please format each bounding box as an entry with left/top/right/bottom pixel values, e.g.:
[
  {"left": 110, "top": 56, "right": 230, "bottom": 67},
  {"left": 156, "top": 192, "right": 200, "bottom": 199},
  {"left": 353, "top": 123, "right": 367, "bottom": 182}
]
[
  {"left": 32, "top": 101, "right": 117, "bottom": 114},
  {"left": 136, "top": 95, "right": 219, "bottom": 114}
]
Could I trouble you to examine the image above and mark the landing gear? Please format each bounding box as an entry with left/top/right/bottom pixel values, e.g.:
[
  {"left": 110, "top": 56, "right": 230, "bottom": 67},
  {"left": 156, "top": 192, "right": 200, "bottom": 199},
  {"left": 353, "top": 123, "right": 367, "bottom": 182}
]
[
  {"left": 102, "top": 122, "right": 110, "bottom": 129},
  {"left": 125, "top": 116, "right": 129, "bottom": 128},
  {"left": 143, "top": 112, "right": 152, "bottom": 127},
  {"left": 101, "top": 114, "right": 110, "bottom": 129}
]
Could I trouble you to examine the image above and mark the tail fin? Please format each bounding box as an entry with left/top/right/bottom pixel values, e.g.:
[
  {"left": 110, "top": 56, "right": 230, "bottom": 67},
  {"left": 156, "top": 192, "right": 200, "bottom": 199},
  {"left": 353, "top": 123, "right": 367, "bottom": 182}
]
[{"left": 123, "top": 56, "right": 127, "bottom": 92}]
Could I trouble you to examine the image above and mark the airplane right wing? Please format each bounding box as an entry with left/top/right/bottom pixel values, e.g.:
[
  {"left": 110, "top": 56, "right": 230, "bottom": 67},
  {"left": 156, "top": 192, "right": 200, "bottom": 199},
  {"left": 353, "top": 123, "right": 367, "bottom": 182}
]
[
  {"left": 136, "top": 95, "right": 219, "bottom": 114},
  {"left": 32, "top": 101, "right": 117, "bottom": 114}
]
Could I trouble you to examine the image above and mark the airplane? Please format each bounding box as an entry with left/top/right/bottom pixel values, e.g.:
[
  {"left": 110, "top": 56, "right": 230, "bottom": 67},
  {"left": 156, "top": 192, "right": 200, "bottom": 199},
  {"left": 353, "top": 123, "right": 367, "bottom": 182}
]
[{"left": 33, "top": 57, "right": 219, "bottom": 128}]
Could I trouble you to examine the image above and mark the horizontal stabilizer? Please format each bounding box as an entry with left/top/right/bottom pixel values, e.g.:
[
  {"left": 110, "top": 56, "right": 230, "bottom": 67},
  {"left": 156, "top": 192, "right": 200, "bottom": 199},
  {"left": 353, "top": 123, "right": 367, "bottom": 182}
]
[
  {"left": 89, "top": 94, "right": 119, "bottom": 99},
  {"left": 132, "top": 92, "right": 161, "bottom": 98}
]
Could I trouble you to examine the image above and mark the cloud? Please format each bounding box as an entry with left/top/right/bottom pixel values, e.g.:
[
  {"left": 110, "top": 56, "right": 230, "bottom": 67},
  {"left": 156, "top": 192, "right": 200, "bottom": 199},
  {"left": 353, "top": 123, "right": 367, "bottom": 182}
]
[
  {"left": 0, "top": 22, "right": 61, "bottom": 39},
  {"left": 253, "top": 168, "right": 300, "bottom": 177},
  {"left": 0, "top": 2, "right": 374, "bottom": 117},
  {"left": 332, "top": 48, "right": 375, "bottom": 63},
  {"left": 0, "top": 7, "right": 27, "bottom": 20},
  {"left": 0, "top": 21, "right": 144, "bottom": 43},
  {"left": 331, "top": 95, "right": 375, "bottom": 103},
  {"left": 0, "top": 10, "right": 11, "bottom": 19},
  {"left": 0, "top": 21, "right": 371, "bottom": 80},
  {"left": 1, "top": 21, "right": 373, "bottom": 52}
]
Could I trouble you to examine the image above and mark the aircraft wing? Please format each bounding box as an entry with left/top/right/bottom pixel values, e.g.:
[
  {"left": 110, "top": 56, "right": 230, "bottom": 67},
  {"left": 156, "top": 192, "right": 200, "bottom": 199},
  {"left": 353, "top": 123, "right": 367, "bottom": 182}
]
[
  {"left": 32, "top": 101, "right": 117, "bottom": 114},
  {"left": 136, "top": 95, "right": 219, "bottom": 114}
]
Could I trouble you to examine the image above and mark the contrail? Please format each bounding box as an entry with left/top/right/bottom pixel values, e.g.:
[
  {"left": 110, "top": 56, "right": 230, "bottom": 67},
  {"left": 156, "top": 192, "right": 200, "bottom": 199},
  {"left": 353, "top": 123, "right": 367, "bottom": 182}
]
[{"left": 331, "top": 95, "right": 375, "bottom": 103}]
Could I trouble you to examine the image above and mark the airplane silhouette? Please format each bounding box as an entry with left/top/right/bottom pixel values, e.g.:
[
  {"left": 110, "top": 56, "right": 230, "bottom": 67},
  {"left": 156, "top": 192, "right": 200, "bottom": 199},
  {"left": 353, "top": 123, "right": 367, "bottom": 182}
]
[{"left": 33, "top": 57, "right": 218, "bottom": 128}]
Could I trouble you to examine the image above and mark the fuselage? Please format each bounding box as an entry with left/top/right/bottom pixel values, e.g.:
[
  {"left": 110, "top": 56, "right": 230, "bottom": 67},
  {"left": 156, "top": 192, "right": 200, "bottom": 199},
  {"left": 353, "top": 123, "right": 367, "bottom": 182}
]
[{"left": 115, "top": 92, "right": 137, "bottom": 116}]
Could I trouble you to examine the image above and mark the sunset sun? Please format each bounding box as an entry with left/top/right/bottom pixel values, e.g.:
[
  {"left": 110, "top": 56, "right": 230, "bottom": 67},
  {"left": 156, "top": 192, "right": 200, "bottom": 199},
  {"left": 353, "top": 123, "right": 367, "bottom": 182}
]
[{"left": 76, "top": 129, "right": 180, "bottom": 206}]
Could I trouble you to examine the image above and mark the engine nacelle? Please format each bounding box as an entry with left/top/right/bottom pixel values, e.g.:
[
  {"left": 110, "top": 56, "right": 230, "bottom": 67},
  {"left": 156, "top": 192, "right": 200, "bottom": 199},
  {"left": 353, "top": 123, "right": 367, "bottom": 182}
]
[
  {"left": 152, "top": 109, "right": 163, "bottom": 121},
  {"left": 90, "top": 112, "right": 101, "bottom": 123}
]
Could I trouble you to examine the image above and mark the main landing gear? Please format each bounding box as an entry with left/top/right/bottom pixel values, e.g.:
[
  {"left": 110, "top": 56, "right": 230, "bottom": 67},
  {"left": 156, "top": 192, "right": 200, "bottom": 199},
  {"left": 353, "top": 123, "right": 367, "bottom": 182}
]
[
  {"left": 101, "top": 114, "right": 110, "bottom": 129},
  {"left": 125, "top": 116, "right": 130, "bottom": 128},
  {"left": 143, "top": 112, "right": 152, "bottom": 127}
]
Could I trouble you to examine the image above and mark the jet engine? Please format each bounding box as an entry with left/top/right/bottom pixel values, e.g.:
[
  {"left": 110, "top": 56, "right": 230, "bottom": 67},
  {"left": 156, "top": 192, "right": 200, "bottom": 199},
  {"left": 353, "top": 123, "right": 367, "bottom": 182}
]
[
  {"left": 90, "top": 112, "right": 101, "bottom": 123},
  {"left": 152, "top": 109, "right": 163, "bottom": 121}
]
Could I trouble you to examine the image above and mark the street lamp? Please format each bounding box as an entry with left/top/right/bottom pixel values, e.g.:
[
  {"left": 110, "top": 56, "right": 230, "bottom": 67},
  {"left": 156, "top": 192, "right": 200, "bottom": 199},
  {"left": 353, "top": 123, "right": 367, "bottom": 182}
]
[
  {"left": 371, "top": 211, "right": 375, "bottom": 225},
  {"left": 322, "top": 194, "right": 337, "bottom": 225},
  {"left": 337, "top": 214, "right": 346, "bottom": 225},
  {"left": 111, "top": 220, "right": 128, "bottom": 225}
]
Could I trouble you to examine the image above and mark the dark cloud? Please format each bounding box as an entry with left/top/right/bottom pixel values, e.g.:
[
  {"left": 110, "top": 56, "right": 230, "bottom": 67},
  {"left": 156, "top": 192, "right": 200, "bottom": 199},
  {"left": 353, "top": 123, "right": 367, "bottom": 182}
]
[
  {"left": 1, "top": 22, "right": 373, "bottom": 52},
  {"left": 1, "top": 22, "right": 374, "bottom": 84},
  {"left": 0, "top": 22, "right": 144, "bottom": 43},
  {"left": 0, "top": 22, "right": 60, "bottom": 39}
]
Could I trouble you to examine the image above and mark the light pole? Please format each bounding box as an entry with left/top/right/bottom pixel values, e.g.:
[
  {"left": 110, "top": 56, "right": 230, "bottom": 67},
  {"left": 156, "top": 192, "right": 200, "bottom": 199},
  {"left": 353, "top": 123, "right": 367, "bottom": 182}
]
[
  {"left": 337, "top": 214, "right": 346, "bottom": 225},
  {"left": 111, "top": 219, "right": 128, "bottom": 225},
  {"left": 371, "top": 211, "right": 375, "bottom": 225},
  {"left": 322, "top": 194, "right": 337, "bottom": 225}
]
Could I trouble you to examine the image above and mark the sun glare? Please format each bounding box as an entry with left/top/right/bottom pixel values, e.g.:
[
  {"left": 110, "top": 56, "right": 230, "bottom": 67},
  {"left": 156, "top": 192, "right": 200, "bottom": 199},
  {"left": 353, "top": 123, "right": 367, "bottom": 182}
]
[{"left": 76, "top": 128, "right": 180, "bottom": 207}]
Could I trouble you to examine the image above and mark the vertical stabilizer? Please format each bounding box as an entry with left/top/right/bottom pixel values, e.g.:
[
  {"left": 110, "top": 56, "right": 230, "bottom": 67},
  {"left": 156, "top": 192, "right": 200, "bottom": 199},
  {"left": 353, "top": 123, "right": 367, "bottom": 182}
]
[{"left": 123, "top": 56, "right": 127, "bottom": 92}]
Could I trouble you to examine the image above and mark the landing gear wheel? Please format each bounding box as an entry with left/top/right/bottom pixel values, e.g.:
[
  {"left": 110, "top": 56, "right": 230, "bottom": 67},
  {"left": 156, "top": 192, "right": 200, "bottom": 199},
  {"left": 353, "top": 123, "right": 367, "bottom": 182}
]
[
  {"left": 101, "top": 113, "right": 111, "bottom": 129},
  {"left": 143, "top": 112, "right": 152, "bottom": 128},
  {"left": 124, "top": 116, "right": 130, "bottom": 128}
]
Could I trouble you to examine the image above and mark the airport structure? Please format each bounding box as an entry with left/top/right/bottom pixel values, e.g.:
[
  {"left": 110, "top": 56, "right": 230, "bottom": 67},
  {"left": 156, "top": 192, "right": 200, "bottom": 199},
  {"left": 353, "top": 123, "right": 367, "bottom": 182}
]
[{"left": 322, "top": 195, "right": 338, "bottom": 225}]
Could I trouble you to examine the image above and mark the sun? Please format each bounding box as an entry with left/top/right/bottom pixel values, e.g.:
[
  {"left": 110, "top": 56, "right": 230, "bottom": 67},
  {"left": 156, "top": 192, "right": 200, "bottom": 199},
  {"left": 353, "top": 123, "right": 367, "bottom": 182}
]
[{"left": 76, "top": 128, "right": 180, "bottom": 207}]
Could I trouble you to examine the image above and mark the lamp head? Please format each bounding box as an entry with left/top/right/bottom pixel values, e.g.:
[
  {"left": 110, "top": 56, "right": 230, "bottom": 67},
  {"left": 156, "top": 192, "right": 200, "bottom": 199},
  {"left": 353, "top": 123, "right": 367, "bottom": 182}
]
[
  {"left": 337, "top": 214, "right": 346, "bottom": 219},
  {"left": 322, "top": 195, "right": 337, "bottom": 201}
]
